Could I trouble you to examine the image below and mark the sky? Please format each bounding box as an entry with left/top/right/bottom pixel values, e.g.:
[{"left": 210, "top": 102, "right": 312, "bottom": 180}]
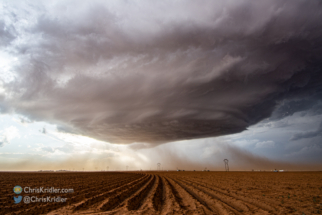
[{"left": 0, "top": 0, "right": 322, "bottom": 171}]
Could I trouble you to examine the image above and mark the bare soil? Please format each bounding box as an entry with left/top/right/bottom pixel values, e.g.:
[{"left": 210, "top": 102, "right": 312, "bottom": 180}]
[{"left": 1, "top": 171, "right": 322, "bottom": 214}]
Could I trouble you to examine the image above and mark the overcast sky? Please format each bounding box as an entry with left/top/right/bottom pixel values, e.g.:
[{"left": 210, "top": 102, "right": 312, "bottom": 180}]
[{"left": 1, "top": 0, "right": 322, "bottom": 171}]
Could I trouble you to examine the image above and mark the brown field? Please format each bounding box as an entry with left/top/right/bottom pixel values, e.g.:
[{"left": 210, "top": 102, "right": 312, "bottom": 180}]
[{"left": 1, "top": 171, "right": 322, "bottom": 215}]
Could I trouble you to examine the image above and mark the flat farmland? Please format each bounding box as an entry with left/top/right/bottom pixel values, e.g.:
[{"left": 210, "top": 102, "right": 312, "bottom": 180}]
[{"left": 0, "top": 171, "right": 321, "bottom": 215}]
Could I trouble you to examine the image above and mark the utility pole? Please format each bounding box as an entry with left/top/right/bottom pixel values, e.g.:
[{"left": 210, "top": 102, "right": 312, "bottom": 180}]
[{"left": 224, "top": 159, "right": 229, "bottom": 172}]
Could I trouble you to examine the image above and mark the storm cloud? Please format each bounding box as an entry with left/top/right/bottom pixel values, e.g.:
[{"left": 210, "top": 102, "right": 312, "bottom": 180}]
[
  {"left": 1, "top": 0, "right": 322, "bottom": 144},
  {"left": 291, "top": 122, "right": 322, "bottom": 141}
]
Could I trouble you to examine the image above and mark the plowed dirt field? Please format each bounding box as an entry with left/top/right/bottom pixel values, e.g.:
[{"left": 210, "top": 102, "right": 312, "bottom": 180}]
[{"left": 1, "top": 171, "right": 321, "bottom": 214}]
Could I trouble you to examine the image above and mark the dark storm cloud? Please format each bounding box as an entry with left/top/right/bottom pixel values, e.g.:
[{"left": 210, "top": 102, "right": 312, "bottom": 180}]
[
  {"left": 3, "top": 0, "right": 322, "bottom": 144},
  {"left": 270, "top": 93, "right": 322, "bottom": 120},
  {"left": 290, "top": 122, "right": 322, "bottom": 141}
]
